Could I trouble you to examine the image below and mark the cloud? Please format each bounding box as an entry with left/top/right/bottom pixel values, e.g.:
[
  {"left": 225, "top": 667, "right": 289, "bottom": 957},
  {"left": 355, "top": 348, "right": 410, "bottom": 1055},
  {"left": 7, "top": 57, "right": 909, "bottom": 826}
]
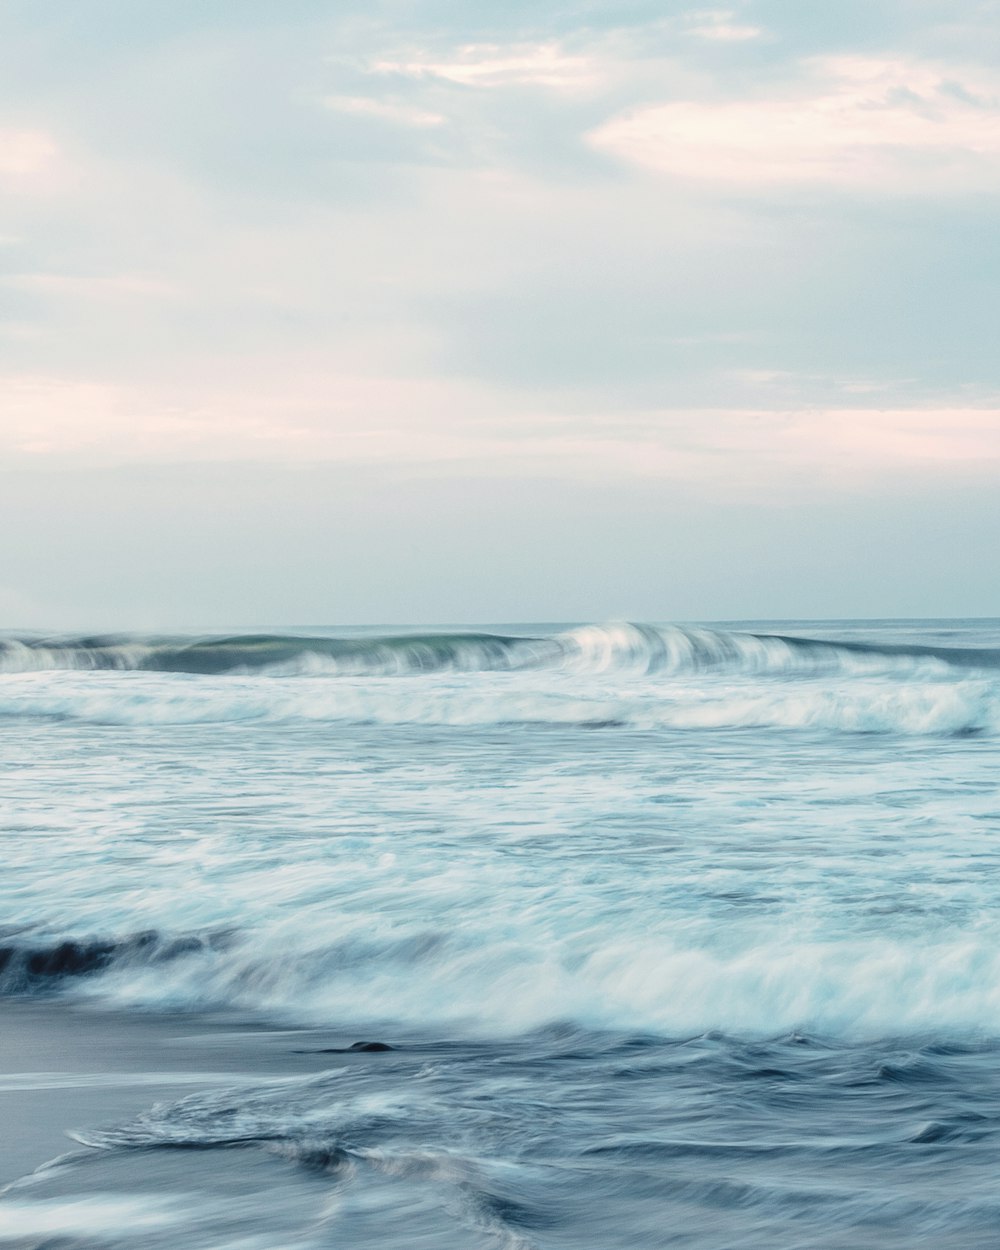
[
  {"left": 0, "top": 128, "right": 56, "bottom": 174},
  {"left": 323, "top": 96, "right": 445, "bottom": 128},
  {"left": 5, "top": 366, "right": 997, "bottom": 503},
  {"left": 2, "top": 14, "right": 999, "bottom": 473},
  {"left": 685, "top": 10, "right": 764, "bottom": 41},
  {"left": 370, "top": 42, "right": 601, "bottom": 91},
  {"left": 690, "top": 408, "right": 1000, "bottom": 468},
  {"left": 0, "top": 127, "right": 62, "bottom": 190},
  {"left": 589, "top": 55, "right": 1000, "bottom": 187}
]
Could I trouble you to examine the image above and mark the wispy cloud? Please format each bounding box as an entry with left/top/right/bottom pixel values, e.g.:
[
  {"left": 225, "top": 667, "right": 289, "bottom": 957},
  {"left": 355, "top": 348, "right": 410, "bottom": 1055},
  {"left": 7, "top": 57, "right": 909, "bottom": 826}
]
[
  {"left": 1, "top": 10, "right": 999, "bottom": 506},
  {"left": 370, "top": 42, "right": 600, "bottom": 91},
  {"left": 685, "top": 10, "right": 763, "bottom": 42},
  {"left": 5, "top": 367, "right": 997, "bottom": 494},
  {"left": 589, "top": 55, "right": 1000, "bottom": 187},
  {"left": 323, "top": 96, "right": 446, "bottom": 128}
]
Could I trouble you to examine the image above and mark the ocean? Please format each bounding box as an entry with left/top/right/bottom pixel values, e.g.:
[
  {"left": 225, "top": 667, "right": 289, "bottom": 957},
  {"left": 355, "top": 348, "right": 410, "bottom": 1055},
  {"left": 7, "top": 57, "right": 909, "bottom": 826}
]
[{"left": 2, "top": 619, "right": 1000, "bottom": 1248}]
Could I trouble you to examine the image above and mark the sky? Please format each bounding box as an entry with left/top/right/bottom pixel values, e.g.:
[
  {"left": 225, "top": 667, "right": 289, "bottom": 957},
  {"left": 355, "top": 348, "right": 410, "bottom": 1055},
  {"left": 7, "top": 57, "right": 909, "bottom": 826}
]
[{"left": 1, "top": 0, "right": 999, "bottom": 627}]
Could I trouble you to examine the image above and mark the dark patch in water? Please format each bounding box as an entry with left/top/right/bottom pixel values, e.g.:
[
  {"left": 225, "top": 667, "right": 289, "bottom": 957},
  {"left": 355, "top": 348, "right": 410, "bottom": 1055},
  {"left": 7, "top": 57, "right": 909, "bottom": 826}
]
[
  {"left": 296, "top": 1040, "right": 396, "bottom": 1054},
  {"left": 0, "top": 929, "right": 233, "bottom": 994}
]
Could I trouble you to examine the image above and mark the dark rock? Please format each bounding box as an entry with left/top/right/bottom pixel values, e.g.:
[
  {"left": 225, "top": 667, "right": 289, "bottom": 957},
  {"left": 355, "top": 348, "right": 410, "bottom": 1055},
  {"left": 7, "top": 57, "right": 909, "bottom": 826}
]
[{"left": 294, "top": 1040, "right": 396, "bottom": 1054}]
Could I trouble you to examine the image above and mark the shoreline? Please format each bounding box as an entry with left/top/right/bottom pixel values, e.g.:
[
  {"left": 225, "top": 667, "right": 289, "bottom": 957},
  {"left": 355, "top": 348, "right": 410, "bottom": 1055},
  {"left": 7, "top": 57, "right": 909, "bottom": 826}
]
[{"left": 0, "top": 999, "right": 369, "bottom": 1185}]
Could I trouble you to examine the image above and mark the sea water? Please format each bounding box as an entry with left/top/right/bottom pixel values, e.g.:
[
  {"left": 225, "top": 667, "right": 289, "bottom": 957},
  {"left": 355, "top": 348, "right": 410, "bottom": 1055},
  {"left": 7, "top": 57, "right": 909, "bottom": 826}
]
[{"left": 2, "top": 620, "right": 1000, "bottom": 1247}]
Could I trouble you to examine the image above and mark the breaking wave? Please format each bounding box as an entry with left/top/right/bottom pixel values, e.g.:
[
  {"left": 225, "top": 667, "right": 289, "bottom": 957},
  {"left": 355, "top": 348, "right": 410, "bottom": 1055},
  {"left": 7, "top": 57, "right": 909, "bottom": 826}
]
[
  {"left": 8, "top": 920, "right": 1000, "bottom": 1042},
  {"left": 1, "top": 624, "right": 999, "bottom": 735},
  {"left": 0, "top": 630, "right": 537, "bottom": 677},
  {"left": 2, "top": 622, "right": 1000, "bottom": 678},
  {"left": 0, "top": 929, "right": 234, "bottom": 995}
]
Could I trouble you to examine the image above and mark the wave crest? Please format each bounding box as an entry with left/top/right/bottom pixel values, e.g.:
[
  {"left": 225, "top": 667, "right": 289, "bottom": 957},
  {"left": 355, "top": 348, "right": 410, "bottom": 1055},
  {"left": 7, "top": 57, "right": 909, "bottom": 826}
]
[
  {"left": 3, "top": 623, "right": 999, "bottom": 678},
  {"left": 12, "top": 921, "right": 1000, "bottom": 1042}
]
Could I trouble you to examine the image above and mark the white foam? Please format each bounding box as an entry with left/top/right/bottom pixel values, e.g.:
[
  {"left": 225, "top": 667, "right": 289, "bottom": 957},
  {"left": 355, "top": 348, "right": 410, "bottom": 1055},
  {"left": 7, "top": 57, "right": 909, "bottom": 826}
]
[
  {"left": 0, "top": 1195, "right": 184, "bottom": 1237},
  {"left": 4, "top": 621, "right": 1000, "bottom": 1045},
  {"left": 80, "top": 920, "right": 1000, "bottom": 1042},
  {"left": 0, "top": 622, "right": 987, "bottom": 680},
  {"left": 0, "top": 668, "right": 995, "bottom": 735}
]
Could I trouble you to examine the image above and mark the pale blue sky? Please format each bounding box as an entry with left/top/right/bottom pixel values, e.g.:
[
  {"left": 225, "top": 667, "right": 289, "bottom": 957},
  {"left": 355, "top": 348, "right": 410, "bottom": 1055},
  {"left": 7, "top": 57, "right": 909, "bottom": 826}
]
[{"left": 1, "top": 1, "right": 998, "bottom": 626}]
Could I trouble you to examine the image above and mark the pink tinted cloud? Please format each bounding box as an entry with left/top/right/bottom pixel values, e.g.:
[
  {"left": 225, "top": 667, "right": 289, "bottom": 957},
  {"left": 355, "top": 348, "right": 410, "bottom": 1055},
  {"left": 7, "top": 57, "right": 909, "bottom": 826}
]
[
  {"left": 589, "top": 57, "right": 1000, "bottom": 188},
  {"left": 0, "top": 128, "right": 63, "bottom": 193},
  {"left": 4, "top": 370, "right": 998, "bottom": 487}
]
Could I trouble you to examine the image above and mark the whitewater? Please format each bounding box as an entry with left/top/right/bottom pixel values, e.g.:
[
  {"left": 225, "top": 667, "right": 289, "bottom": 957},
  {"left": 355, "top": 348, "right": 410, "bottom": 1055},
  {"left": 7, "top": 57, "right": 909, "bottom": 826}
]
[{"left": 3, "top": 619, "right": 1000, "bottom": 1248}]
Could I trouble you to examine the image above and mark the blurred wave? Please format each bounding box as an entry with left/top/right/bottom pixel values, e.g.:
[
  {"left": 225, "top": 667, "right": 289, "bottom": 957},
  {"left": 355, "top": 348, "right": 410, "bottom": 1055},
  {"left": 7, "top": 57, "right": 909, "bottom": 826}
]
[{"left": 3, "top": 622, "right": 1000, "bottom": 678}]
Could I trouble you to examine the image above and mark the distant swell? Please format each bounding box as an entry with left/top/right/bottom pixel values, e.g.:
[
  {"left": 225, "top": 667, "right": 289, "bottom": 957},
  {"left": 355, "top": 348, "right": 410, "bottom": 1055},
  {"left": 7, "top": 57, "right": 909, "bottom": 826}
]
[
  {"left": 3, "top": 623, "right": 1000, "bottom": 678},
  {"left": 0, "top": 631, "right": 538, "bottom": 677}
]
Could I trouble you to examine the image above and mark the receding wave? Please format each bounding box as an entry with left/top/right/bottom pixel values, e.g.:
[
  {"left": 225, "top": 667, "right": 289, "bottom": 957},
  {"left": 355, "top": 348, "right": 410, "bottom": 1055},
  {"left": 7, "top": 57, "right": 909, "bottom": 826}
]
[{"left": 3, "top": 622, "right": 1000, "bottom": 678}]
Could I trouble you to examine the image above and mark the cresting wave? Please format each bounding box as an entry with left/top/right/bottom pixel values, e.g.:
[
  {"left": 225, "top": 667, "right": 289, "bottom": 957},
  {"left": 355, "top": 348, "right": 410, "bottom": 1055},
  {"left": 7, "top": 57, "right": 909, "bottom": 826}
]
[
  {"left": 8, "top": 922, "right": 1000, "bottom": 1041},
  {"left": 0, "top": 627, "right": 999, "bottom": 735},
  {"left": 3, "top": 623, "right": 1000, "bottom": 678},
  {"left": 0, "top": 631, "right": 537, "bottom": 677},
  {"left": 0, "top": 929, "right": 233, "bottom": 995}
]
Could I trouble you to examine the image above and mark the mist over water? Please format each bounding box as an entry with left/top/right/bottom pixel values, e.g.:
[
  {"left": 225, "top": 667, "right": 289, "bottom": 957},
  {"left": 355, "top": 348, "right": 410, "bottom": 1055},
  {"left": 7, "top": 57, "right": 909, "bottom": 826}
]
[{"left": 3, "top": 620, "right": 1000, "bottom": 1247}]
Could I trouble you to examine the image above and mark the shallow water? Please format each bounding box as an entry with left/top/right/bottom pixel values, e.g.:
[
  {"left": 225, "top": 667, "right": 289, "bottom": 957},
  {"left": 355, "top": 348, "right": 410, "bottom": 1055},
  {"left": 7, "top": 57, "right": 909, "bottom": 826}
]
[{"left": 2, "top": 620, "right": 1000, "bottom": 1247}]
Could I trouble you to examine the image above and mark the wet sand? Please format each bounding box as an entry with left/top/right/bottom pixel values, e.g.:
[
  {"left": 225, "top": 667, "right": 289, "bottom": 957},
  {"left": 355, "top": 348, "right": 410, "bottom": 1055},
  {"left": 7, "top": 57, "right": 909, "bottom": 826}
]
[{"left": 0, "top": 1001, "right": 357, "bottom": 1184}]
